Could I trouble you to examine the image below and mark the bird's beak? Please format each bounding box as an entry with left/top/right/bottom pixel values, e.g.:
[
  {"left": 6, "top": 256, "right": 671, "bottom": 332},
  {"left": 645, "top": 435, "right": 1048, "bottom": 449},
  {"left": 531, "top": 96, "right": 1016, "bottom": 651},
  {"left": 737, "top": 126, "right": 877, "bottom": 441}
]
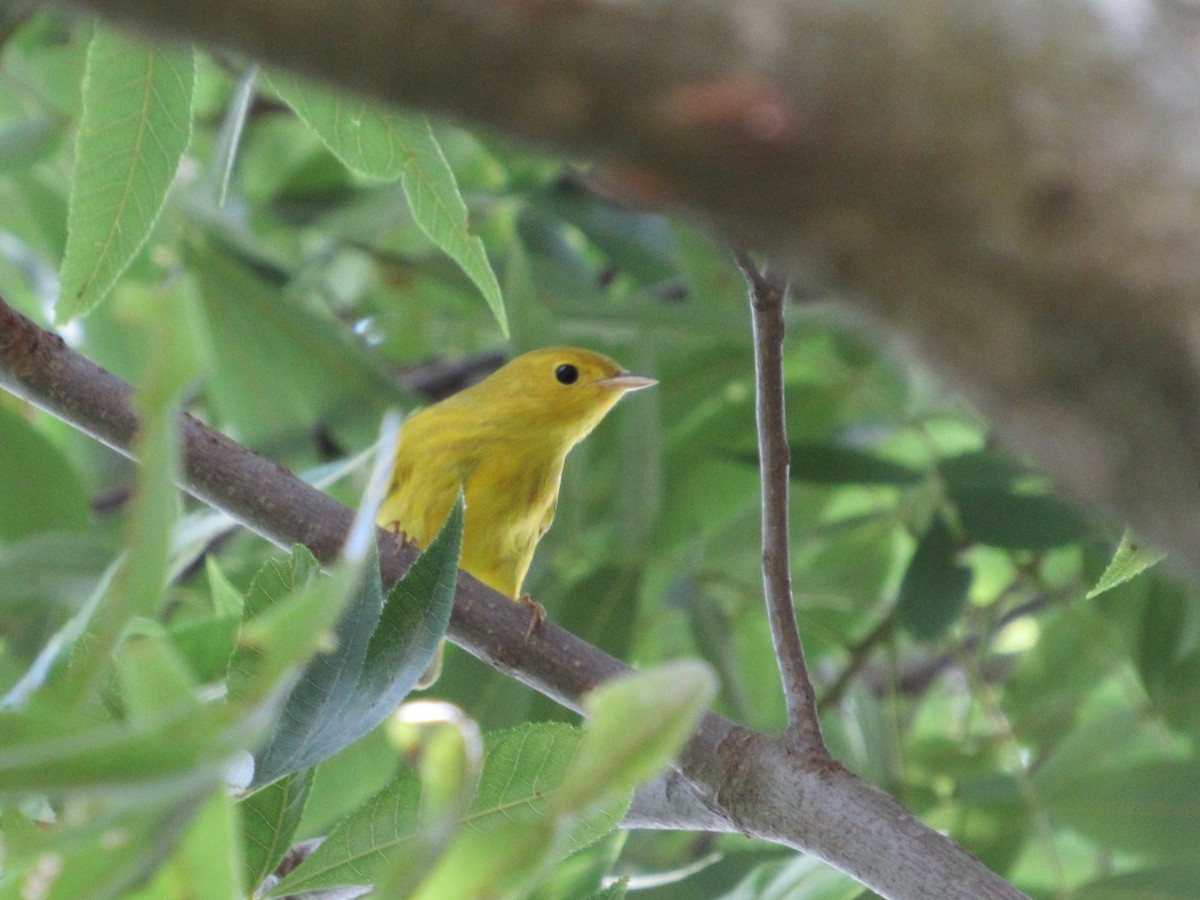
[{"left": 600, "top": 372, "right": 657, "bottom": 392}]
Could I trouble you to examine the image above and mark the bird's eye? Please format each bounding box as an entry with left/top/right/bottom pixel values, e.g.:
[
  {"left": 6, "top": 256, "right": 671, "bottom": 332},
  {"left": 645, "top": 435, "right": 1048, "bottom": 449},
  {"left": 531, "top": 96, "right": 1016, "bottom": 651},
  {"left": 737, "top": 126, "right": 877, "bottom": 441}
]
[{"left": 555, "top": 363, "right": 579, "bottom": 385}]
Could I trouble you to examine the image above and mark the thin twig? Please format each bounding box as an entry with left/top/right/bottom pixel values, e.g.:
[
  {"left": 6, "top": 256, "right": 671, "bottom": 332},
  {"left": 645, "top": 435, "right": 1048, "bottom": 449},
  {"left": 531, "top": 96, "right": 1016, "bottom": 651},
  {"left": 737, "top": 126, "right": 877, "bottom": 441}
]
[{"left": 735, "top": 248, "right": 824, "bottom": 752}]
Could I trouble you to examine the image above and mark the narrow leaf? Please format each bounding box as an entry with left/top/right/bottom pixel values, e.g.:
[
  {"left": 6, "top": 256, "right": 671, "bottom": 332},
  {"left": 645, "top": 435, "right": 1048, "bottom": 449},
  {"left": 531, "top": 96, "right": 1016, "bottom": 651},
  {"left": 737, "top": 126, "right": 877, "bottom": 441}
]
[
  {"left": 58, "top": 30, "right": 193, "bottom": 321},
  {"left": 896, "top": 513, "right": 972, "bottom": 639},
  {"left": 269, "top": 74, "right": 508, "bottom": 334},
  {"left": 951, "top": 486, "right": 1090, "bottom": 551},
  {"left": 1087, "top": 528, "right": 1166, "bottom": 599}
]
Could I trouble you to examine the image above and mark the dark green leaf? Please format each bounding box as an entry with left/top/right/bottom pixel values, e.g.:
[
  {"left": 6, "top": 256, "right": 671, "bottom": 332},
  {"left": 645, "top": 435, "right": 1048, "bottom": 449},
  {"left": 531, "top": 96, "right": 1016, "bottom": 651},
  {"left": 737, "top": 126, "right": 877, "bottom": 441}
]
[
  {"left": 951, "top": 487, "right": 1090, "bottom": 550},
  {"left": 896, "top": 513, "right": 971, "bottom": 639},
  {"left": 1137, "top": 578, "right": 1187, "bottom": 706},
  {"left": 937, "top": 449, "right": 1033, "bottom": 490},
  {"left": 789, "top": 443, "right": 924, "bottom": 485},
  {"left": 729, "top": 444, "right": 923, "bottom": 486},
  {"left": 0, "top": 406, "right": 90, "bottom": 541},
  {"left": 252, "top": 498, "right": 461, "bottom": 786},
  {"left": 530, "top": 177, "right": 677, "bottom": 286}
]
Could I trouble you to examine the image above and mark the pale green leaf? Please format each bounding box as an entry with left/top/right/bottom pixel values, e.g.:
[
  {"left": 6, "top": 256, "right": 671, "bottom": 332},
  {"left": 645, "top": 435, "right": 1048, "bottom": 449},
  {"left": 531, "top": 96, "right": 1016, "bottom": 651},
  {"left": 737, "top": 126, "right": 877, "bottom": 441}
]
[
  {"left": 127, "top": 789, "right": 243, "bottom": 900},
  {"left": 57, "top": 30, "right": 193, "bottom": 321},
  {"left": 1087, "top": 528, "right": 1166, "bottom": 599},
  {"left": 563, "top": 660, "right": 716, "bottom": 810}
]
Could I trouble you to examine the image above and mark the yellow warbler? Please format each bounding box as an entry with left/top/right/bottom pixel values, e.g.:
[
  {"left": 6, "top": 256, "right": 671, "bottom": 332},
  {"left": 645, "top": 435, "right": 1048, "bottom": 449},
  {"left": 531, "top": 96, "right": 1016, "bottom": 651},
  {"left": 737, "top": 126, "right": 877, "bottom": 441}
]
[{"left": 379, "top": 346, "right": 655, "bottom": 624}]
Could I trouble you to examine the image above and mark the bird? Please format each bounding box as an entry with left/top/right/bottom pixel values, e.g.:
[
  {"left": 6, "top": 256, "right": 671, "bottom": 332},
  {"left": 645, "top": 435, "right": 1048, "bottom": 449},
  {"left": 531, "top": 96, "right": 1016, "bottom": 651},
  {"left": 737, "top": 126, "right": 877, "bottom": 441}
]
[{"left": 378, "top": 347, "right": 656, "bottom": 682}]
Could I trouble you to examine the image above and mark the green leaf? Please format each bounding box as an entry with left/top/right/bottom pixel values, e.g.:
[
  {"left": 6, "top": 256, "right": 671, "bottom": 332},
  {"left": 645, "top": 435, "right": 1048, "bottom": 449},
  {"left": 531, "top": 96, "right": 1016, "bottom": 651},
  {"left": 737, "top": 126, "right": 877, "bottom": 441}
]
[
  {"left": 271, "top": 723, "right": 620, "bottom": 896},
  {"left": 205, "top": 556, "right": 244, "bottom": 618},
  {"left": 268, "top": 74, "right": 508, "bottom": 335},
  {"left": 239, "top": 769, "right": 313, "bottom": 894},
  {"left": 937, "top": 449, "right": 1033, "bottom": 490},
  {"left": 0, "top": 702, "right": 241, "bottom": 800},
  {"left": 127, "top": 789, "right": 243, "bottom": 900},
  {"left": 69, "top": 309, "right": 193, "bottom": 703},
  {"left": 251, "top": 498, "right": 461, "bottom": 786},
  {"left": 226, "top": 552, "right": 358, "bottom": 710},
  {"left": 0, "top": 802, "right": 198, "bottom": 900},
  {"left": 787, "top": 443, "right": 924, "bottom": 485},
  {"left": 1041, "top": 760, "right": 1200, "bottom": 860},
  {"left": 57, "top": 30, "right": 193, "bottom": 321},
  {"left": 0, "top": 406, "right": 90, "bottom": 541},
  {"left": 950, "top": 486, "right": 1091, "bottom": 551},
  {"left": 189, "top": 241, "right": 405, "bottom": 444},
  {"left": 167, "top": 615, "right": 241, "bottom": 685},
  {"left": 730, "top": 445, "right": 924, "bottom": 485},
  {"left": 563, "top": 660, "right": 716, "bottom": 809},
  {"left": 370, "top": 714, "right": 484, "bottom": 898},
  {"left": 584, "top": 878, "right": 629, "bottom": 900},
  {"left": 1, "top": 555, "right": 119, "bottom": 709},
  {"left": 115, "top": 632, "right": 201, "bottom": 724},
  {"left": 529, "top": 177, "right": 676, "bottom": 285},
  {"left": 1087, "top": 528, "right": 1166, "bottom": 599},
  {"left": 724, "top": 853, "right": 865, "bottom": 900},
  {"left": 244, "top": 545, "right": 321, "bottom": 622},
  {"left": 896, "top": 513, "right": 971, "bottom": 639},
  {"left": 1070, "top": 866, "right": 1200, "bottom": 900}
]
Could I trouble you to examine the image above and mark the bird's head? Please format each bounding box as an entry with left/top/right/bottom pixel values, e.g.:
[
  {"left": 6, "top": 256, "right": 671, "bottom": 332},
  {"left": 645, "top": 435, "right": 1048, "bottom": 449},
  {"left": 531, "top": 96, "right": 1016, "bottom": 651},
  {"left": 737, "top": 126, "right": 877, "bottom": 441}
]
[{"left": 474, "top": 347, "right": 656, "bottom": 448}]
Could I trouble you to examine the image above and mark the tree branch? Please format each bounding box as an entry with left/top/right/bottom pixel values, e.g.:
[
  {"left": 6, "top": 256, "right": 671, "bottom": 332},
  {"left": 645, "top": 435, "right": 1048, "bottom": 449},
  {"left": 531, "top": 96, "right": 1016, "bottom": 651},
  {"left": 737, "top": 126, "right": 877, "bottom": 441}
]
[
  {"left": 45, "top": 0, "right": 1200, "bottom": 580},
  {"left": 735, "top": 249, "right": 823, "bottom": 751},
  {"left": 0, "top": 298, "right": 1024, "bottom": 898}
]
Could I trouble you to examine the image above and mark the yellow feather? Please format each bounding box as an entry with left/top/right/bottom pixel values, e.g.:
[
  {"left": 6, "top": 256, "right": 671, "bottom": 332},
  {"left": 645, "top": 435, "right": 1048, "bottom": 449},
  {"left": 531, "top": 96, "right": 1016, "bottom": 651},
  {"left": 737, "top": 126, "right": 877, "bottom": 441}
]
[{"left": 378, "top": 347, "right": 655, "bottom": 599}]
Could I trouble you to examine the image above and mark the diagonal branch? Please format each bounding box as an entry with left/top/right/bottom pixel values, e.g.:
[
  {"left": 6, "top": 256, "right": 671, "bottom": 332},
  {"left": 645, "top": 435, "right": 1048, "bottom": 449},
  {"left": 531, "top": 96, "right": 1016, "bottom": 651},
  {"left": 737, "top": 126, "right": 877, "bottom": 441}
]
[
  {"left": 735, "top": 249, "right": 823, "bottom": 751},
  {"left": 0, "top": 296, "right": 1025, "bottom": 899}
]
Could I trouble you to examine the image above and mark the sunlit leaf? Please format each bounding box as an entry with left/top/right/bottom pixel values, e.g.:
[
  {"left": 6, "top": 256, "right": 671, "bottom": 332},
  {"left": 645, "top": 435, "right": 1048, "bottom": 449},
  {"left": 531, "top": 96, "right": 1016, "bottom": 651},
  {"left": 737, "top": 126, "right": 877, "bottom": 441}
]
[
  {"left": 1087, "top": 528, "right": 1166, "bottom": 599},
  {"left": 268, "top": 75, "right": 508, "bottom": 335},
  {"left": 57, "top": 30, "right": 193, "bottom": 321}
]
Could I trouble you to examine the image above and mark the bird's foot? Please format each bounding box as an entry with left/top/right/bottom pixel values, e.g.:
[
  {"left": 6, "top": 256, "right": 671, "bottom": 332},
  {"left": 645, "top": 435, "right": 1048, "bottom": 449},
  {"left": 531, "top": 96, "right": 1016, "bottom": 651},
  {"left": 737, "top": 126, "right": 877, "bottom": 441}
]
[
  {"left": 519, "top": 594, "right": 547, "bottom": 639},
  {"left": 384, "top": 521, "right": 413, "bottom": 547}
]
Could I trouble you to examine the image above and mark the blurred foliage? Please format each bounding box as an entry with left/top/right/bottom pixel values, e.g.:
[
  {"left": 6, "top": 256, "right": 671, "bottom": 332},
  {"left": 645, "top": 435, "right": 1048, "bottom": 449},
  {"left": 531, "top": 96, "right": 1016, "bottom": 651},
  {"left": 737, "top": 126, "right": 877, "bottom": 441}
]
[{"left": 0, "top": 12, "right": 1194, "bottom": 900}]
